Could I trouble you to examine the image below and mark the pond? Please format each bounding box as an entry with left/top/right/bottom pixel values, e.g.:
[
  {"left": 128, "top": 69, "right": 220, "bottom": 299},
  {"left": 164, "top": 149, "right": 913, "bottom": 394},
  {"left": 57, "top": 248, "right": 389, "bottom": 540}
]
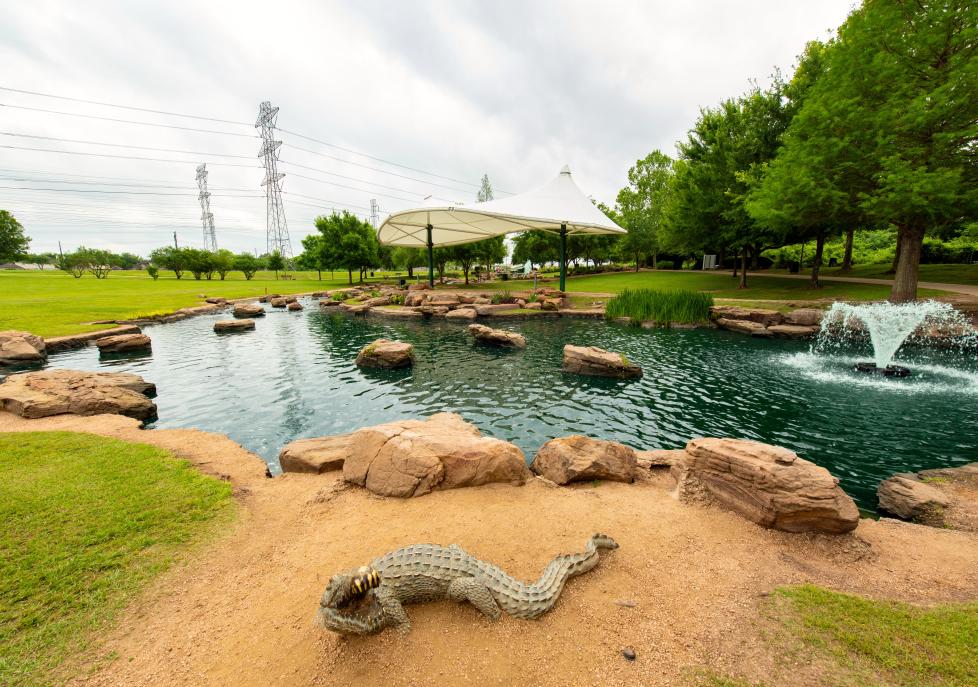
[{"left": 27, "top": 299, "right": 978, "bottom": 510}]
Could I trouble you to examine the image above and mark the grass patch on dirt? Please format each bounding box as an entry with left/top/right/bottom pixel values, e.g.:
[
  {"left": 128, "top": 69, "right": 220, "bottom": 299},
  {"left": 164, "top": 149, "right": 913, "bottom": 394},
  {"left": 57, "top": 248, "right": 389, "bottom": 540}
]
[
  {"left": 0, "top": 432, "right": 234, "bottom": 687},
  {"left": 771, "top": 585, "right": 978, "bottom": 687}
]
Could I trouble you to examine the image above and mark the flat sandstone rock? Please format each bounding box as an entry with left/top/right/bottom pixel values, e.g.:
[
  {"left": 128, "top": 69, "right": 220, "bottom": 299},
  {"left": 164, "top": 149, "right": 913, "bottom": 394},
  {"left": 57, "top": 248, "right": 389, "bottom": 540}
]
[
  {"left": 0, "top": 368, "right": 157, "bottom": 421},
  {"left": 670, "top": 437, "right": 859, "bottom": 534},
  {"left": 562, "top": 344, "right": 642, "bottom": 379},
  {"left": 0, "top": 330, "right": 47, "bottom": 365},
  {"left": 279, "top": 434, "right": 352, "bottom": 473},
  {"left": 95, "top": 333, "right": 152, "bottom": 353},
  {"left": 214, "top": 319, "right": 255, "bottom": 332},
  {"left": 468, "top": 323, "right": 526, "bottom": 348}
]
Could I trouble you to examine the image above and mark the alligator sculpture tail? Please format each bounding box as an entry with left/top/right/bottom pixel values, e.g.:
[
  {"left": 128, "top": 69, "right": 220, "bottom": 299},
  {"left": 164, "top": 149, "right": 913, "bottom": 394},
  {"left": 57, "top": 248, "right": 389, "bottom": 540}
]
[{"left": 477, "top": 533, "right": 619, "bottom": 619}]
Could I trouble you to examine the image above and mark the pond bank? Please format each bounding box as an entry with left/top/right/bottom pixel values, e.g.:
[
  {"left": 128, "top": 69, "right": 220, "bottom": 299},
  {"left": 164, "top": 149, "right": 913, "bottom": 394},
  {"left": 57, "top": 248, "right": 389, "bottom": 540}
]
[{"left": 2, "top": 411, "right": 976, "bottom": 686}]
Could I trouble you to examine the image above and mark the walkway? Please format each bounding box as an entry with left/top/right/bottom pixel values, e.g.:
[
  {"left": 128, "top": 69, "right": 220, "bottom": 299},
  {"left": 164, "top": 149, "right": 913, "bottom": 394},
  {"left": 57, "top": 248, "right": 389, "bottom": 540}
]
[{"left": 746, "top": 271, "right": 978, "bottom": 299}]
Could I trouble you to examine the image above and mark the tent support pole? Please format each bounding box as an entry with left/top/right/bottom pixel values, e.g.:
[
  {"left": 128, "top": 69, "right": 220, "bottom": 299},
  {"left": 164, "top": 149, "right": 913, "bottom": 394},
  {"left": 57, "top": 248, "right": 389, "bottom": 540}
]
[
  {"left": 559, "top": 223, "right": 567, "bottom": 292},
  {"left": 426, "top": 224, "right": 434, "bottom": 288}
]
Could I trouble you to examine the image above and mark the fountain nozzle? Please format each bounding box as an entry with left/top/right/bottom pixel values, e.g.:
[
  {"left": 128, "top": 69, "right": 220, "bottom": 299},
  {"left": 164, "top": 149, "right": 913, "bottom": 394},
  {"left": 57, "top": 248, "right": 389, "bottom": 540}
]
[{"left": 854, "top": 362, "right": 911, "bottom": 378}]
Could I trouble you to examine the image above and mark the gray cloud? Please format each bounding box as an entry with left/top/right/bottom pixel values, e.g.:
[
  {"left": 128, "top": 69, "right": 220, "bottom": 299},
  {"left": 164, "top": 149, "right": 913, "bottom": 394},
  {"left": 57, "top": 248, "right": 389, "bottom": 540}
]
[{"left": 0, "top": 0, "right": 853, "bottom": 255}]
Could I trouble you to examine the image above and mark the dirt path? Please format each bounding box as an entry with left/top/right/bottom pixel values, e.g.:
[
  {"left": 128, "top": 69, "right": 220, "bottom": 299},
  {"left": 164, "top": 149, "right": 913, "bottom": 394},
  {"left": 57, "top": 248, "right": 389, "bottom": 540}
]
[
  {"left": 744, "top": 270, "right": 978, "bottom": 299},
  {"left": 3, "top": 412, "right": 977, "bottom": 686}
]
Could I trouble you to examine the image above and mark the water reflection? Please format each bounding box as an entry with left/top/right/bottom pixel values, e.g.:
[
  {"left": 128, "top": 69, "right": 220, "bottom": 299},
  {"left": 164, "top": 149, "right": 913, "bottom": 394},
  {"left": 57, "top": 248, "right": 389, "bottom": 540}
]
[{"left": 15, "top": 297, "right": 978, "bottom": 509}]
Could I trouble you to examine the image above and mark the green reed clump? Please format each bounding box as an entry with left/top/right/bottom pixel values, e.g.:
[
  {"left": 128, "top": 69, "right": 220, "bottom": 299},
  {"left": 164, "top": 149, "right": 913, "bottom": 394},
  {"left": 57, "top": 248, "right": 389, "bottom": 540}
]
[{"left": 605, "top": 288, "right": 713, "bottom": 325}]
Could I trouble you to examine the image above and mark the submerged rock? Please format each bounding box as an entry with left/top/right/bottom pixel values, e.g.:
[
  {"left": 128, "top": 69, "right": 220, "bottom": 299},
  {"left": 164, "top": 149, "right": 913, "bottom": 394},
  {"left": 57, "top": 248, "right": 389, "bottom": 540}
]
[
  {"left": 670, "top": 438, "right": 859, "bottom": 534},
  {"left": 0, "top": 368, "right": 157, "bottom": 421},
  {"left": 468, "top": 324, "right": 526, "bottom": 349},
  {"left": 0, "top": 330, "right": 47, "bottom": 365},
  {"left": 531, "top": 436, "right": 637, "bottom": 485},
  {"left": 95, "top": 333, "right": 152, "bottom": 353},
  {"left": 332, "top": 412, "right": 529, "bottom": 497},
  {"left": 562, "top": 345, "right": 642, "bottom": 379},
  {"left": 355, "top": 339, "right": 414, "bottom": 368}
]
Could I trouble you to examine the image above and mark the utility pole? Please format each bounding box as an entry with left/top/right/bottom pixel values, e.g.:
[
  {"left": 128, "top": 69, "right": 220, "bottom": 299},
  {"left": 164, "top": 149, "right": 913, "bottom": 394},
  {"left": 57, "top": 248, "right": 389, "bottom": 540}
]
[
  {"left": 173, "top": 232, "right": 179, "bottom": 249},
  {"left": 255, "top": 101, "right": 293, "bottom": 268},
  {"left": 196, "top": 163, "right": 218, "bottom": 251}
]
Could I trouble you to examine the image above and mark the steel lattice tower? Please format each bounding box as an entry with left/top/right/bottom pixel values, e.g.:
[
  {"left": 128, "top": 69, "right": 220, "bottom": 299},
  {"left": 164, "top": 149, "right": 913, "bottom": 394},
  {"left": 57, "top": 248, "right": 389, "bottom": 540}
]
[
  {"left": 255, "top": 101, "right": 293, "bottom": 265},
  {"left": 369, "top": 198, "right": 379, "bottom": 228},
  {"left": 196, "top": 164, "right": 218, "bottom": 251}
]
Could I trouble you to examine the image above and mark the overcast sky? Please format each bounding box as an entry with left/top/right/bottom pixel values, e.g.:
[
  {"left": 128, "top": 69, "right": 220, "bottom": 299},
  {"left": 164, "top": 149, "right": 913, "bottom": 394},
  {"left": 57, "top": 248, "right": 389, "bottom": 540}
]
[{"left": 0, "top": 0, "right": 855, "bottom": 256}]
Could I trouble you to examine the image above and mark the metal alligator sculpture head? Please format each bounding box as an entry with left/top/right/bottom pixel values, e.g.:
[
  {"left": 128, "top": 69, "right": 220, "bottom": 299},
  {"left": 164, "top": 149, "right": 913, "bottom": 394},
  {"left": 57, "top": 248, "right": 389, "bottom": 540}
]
[{"left": 315, "top": 566, "right": 387, "bottom": 635}]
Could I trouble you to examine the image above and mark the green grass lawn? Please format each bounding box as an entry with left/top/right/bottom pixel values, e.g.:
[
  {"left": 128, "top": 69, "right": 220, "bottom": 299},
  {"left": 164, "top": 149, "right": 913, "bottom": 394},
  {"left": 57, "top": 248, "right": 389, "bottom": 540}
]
[
  {"left": 819, "top": 263, "right": 978, "bottom": 286},
  {"left": 0, "top": 432, "right": 234, "bottom": 687},
  {"left": 770, "top": 585, "right": 978, "bottom": 687},
  {"left": 0, "top": 269, "right": 402, "bottom": 337},
  {"left": 503, "top": 270, "right": 948, "bottom": 300}
]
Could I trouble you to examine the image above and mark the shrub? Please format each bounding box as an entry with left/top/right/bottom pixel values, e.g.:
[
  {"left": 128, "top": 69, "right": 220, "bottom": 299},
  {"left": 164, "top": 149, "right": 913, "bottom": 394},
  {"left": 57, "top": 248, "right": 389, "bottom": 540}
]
[
  {"left": 605, "top": 288, "right": 713, "bottom": 325},
  {"left": 147, "top": 265, "right": 159, "bottom": 280}
]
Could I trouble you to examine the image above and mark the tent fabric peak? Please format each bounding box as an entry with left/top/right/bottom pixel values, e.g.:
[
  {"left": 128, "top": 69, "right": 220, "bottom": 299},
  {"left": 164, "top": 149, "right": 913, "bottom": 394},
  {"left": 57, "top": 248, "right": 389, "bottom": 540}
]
[{"left": 376, "top": 166, "right": 625, "bottom": 248}]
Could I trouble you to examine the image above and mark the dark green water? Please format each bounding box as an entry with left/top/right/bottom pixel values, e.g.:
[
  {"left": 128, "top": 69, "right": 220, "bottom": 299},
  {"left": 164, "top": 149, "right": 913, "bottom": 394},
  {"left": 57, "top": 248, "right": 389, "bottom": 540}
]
[{"left": 32, "top": 299, "right": 978, "bottom": 509}]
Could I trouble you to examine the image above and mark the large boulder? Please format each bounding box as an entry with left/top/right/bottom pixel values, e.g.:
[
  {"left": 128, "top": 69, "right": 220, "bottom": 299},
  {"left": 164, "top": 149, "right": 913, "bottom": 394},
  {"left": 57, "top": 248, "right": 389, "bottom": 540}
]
[
  {"left": 445, "top": 308, "right": 477, "bottom": 320},
  {"left": 670, "top": 438, "right": 859, "bottom": 534},
  {"left": 214, "top": 319, "right": 255, "bottom": 332},
  {"left": 0, "top": 369, "right": 157, "bottom": 421},
  {"left": 767, "top": 324, "right": 819, "bottom": 339},
  {"left": 355, "top": 339, "right": 414, "bottom": 369},
  {"left": 234, "top": 303, "right": 265, "bottom": 317},
  {"left": 279, "top": 434, "right": 352, "bottom": 473},
  {"left": 270, "top": 297, "right": 288, "bottom": 308},
  {"left": 531, "top": 436, "right": 637, "bottom": 485},
  {"left": 287, "top": 301, "right": 304, "bottom": 311},
  {"left": 95, "top": 333, "right": 151, "bottom": 353},
  {"left": 710, "top": 306, "right": 783, "bottom": 327},
  {"left": 335, "top": 413, "right": 530, "bottom": 497},
  {"left": 562, "top": 345, "right": 642, "bottom": 379},
  {"left": 877, "top": 474, "right": 949, "bottom": 521},
  {"left": 468, "top": 324, "right": 526, "bottom": 349},
  {"left": 715, "top": 318, "right": 771, "bottom": 336},
  {"left": 0, "top": 330, "right": 47, "bottom": 365}
]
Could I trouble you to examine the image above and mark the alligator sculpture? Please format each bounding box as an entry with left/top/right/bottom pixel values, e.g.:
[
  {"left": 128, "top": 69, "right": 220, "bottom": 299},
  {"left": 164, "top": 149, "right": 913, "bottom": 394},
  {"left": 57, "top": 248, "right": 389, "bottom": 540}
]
[{"left": 316, "top": 533, "right": 618, "bottom": 635}]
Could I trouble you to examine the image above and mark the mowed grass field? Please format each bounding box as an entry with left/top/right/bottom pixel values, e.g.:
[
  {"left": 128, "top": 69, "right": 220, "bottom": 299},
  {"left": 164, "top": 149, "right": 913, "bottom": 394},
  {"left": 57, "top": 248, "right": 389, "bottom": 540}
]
[
  {"left": 820, "top": 262, "right": 978, "bottom": 286},
  {"left": 477, "top": 270, "right": 949, "bottom": 300},
  {"left": 0, "top": 269, "right": 396, "bottom": 337}
]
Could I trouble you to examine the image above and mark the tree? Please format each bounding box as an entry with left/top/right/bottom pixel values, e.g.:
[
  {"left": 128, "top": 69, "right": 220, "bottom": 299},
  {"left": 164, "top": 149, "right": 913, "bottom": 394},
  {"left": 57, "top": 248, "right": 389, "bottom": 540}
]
[
  {"left": 213, "top": 249, "right": 235, "bottom": 280},
  {"left": 56, "top": 250, "right": 88, "bottom": 278},
  {"left": 149, "top": 246, "right": 187, "bottom": 279},
  {"left": 183, "top": 248, "right": 216, "bottom": 280},
  {"left": 512, "top": 230, "right": 558, "bottom": 268},
  {"left": 616, "top": 151, "right": 673, "bottom": 270},
  {"left": 754, "top": 1, "right": 978, "bottom": 301},
  {"left": 147, "top": 265, "right": 160, "bottom": 280},
  {"left": 77, "top": 247, "right": 114, "bottom": 279},
  {"left": 266, "top": 250, "right": 285, "bottom": 280},
  {"left": 26, "top": 252, "right": 55, "bottom": 270},
  {"left": 0, "top": 210, "right": 30, "bottom": 261},
  {"left": 314, "top": 211, "right": 379, "bottom": 284},
  {"left": 115, "top": 252, "right": 142, "bottom": 270},
  {"left": 392, "top": 246, "right": 423, "bottom": 278},
  {"left": 447, "top": 243, "right": 479, "bottom": 284},
  {"left": 233, "top": 252, "right": 261, "bottom": 280},
  {"left": 477, "top": 174, "right": 494, "bottom": 202}
]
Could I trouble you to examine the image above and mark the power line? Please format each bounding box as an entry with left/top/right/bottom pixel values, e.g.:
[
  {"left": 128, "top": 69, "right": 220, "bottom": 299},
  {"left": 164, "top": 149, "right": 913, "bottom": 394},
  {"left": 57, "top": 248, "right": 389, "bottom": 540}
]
[
  {"left": 0, "top": 86, "right": 253, "bottom": 126},
  {"left": 0, "top": 131, "right": 255, "bottom": 159},
  {"left": 0, "top": 144, "right": 261, "bottom": 168},
  {"left": 0, "top": 185, "right": 262, "bottom": 197},
  {"left": 278, "top": 127, "right": 480, "bottom": 189},
  {"left": 0, "top": 103, "right": 257, "bottom": 138}
]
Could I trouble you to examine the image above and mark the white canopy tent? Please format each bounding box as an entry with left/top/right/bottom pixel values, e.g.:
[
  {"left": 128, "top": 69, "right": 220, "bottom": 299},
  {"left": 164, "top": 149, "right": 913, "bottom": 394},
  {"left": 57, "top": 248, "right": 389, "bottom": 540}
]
[{"left": 377, "top": 166, "right": 625, "bottom": 290}]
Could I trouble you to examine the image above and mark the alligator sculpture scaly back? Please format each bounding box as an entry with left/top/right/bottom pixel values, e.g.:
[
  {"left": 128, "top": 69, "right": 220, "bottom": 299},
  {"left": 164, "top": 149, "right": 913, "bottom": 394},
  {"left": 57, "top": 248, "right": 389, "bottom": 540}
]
[{"left": 316, "top": 533, "right": 618, "bottom": 635}]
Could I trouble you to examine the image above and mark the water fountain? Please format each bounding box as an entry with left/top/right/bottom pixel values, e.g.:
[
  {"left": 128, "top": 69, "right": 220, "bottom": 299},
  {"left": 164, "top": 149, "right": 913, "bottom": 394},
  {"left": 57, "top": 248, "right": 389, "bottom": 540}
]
[{"left": 817, "top": 300, "right": 976, "bottom": 377}]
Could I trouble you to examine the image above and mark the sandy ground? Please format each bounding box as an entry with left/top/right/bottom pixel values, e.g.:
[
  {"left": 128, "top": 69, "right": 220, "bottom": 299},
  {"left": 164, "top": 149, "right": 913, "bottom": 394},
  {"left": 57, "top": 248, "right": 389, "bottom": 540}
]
[{"left": 3, "top": 412, "right": 978, "bottom": 687}]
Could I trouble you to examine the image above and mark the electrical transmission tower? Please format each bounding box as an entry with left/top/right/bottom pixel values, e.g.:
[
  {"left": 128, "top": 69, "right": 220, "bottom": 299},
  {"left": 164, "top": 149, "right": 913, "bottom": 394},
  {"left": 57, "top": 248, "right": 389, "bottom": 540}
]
[
  {"left": 255, "top": 101, "right": 293, "bottom": 266},
  {"left": 369, "top": 198, "right": 379, "bottom": 228},
  {"left": 196, "top": 164, "right": 218, "bottom": 251}
]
